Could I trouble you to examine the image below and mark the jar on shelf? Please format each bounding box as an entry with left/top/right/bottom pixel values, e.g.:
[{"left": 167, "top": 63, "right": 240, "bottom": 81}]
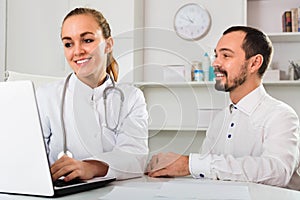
[{"left": 191, "top": 61, "right": 203, "bottom": 81}]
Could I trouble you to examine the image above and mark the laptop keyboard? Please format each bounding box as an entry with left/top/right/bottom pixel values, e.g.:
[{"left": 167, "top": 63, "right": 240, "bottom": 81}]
[{"left": 54, "top": 178, "right": 85, "bottom": 187}]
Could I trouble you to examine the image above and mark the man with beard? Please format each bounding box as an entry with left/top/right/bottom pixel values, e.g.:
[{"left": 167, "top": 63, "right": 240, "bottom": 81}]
[{"left": 146, "top": 26, "right": 300, "bottom": 189}]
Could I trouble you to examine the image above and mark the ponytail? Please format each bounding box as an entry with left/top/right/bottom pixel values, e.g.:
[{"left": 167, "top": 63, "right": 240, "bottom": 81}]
[{"left": 106, "top": 52, "right": 119, "bottom": 81}]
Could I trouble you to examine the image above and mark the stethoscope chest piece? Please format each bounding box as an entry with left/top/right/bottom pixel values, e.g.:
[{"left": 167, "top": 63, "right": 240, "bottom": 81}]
[{"left": 57, "top": 150, "right": 73, "bottom": 159}]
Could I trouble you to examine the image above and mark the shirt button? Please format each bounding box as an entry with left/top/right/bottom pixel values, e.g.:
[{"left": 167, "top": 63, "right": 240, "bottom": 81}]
[
  {"left": 230, "top": 122, "right": 234, "bottom": 127},
  {"left": 199, "top": 173, "right": 205, "bottom": 178},
  {"left": 228, "top": 134, "right": 232, "bottom": 138}
]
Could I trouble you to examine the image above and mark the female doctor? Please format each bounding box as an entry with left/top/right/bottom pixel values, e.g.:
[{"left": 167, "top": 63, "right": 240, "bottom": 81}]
[{"left": 36, "top": 7, "right": 149, "bottom": 182}]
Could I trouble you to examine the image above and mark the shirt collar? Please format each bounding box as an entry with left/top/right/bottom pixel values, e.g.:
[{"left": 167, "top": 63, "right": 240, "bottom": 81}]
[
  {"left": 68, "top": 73, "right": 112, "bottom": 101},
  {"left": 229, "top": 84, "right": 267, "bottom": 115}
]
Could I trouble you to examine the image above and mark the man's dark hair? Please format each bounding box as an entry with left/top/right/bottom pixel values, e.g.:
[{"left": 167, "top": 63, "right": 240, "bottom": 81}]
[{"left": 223, "top": 26, "right": 273, "bottom": 77}]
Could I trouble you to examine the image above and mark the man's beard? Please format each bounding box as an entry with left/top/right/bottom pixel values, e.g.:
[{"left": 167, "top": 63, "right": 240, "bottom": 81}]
[{"left": 215, "top": 63, "right": 248, "bottom": 92}]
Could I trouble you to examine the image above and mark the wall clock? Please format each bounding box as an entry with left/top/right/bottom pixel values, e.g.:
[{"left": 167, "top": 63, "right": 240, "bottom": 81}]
[{"left": 173, "top": 3, "right": 211, "bottom": 41}]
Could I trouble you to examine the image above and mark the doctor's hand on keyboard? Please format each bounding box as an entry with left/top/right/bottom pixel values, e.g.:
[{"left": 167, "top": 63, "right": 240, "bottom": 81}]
[
  {"left": 53, "top": 178, "right": 85, "bottom": 187},
  {"left": 51, "top": 154, "right": 109, "bottom": 182}
]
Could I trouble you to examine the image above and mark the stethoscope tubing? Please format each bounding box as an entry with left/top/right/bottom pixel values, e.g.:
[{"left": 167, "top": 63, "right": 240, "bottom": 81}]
[{"left": 60, "top": 73, "right": 72, "bottom": 156}]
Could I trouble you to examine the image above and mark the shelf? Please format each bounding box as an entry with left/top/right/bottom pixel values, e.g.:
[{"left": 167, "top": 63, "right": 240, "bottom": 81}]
[
  {"left": 267, "top": 32, "right": 300, "bottom": 43},
  {"left": 247, "top": 0, "right": 300, "bottom": 42},
  {"left": 149, "top": 126, "right": 207, "bottom": 131},
  {"left": 134, "top": 81, "right": 214, "bottom": 88},
  {"left": 263, "top": 80, "right": 300, "bottom": 86},
  {"left": 134, "top": 80, "right": 300, "bottom": 88}
]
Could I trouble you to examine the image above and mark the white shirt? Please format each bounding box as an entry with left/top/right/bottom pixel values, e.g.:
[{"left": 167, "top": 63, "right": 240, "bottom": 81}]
[
  {"left": 36, "top": 73, "right": 149, "bottom": 180},
  {"left": 189, "top": 84, "right": 300, "bottom": 188}
]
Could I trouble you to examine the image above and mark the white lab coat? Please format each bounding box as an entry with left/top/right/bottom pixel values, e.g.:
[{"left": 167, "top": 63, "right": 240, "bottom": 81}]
[{"left": 36, "top": 73, "right": 149, "bottom": 180}]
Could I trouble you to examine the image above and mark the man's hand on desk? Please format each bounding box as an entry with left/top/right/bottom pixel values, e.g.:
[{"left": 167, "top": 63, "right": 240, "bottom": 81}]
[{"left": 145, "top": 152, "right": 190, "bottom": 177}]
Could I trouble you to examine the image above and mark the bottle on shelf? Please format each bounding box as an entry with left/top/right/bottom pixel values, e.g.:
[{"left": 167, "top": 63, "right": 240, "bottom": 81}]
[
  {"left": 202, "top": 53, "right": 210, "bottom": 81},
  {"left": 209, "top": 65, "right": 215, "bottom": 81},
  {"left": 209, "top": 52, "right": 215, "bottom": 81}
]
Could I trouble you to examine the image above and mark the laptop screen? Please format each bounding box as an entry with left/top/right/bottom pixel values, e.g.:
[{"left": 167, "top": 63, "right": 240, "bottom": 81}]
[{"left": 0, "top": 80, "right": 54, "bottom": 196}]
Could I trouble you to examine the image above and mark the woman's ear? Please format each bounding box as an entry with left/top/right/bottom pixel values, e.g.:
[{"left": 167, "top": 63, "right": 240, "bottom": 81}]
[
  {"left": 249, "top": 54, "right": 263, "bottom": 74},
  {"left": 105, "top": 37, "right": 114, "bottom": 54}
]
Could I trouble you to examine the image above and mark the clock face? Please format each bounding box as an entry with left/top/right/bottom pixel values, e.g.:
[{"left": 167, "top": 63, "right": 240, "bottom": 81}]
[{"left": 174, "top": 3, "right": 211, "bottom": 41}]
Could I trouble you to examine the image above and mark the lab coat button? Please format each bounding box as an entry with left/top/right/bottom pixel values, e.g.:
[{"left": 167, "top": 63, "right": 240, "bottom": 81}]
[{"left": 199, "top": 173, "right": 205, "bottom": 178}]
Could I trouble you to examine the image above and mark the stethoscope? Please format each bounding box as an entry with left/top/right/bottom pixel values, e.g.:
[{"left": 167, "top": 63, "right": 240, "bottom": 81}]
[{"left": 57, "top": 73, "right": 125, "bottom": 159}]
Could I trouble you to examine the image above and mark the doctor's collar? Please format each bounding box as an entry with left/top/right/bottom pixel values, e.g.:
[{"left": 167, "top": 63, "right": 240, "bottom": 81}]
[
  {"left": 73, "top": 72, "right": 110, "bottom": 88},
  {"left": 69, "top": 73, "right": 112, "bottom": 101}
]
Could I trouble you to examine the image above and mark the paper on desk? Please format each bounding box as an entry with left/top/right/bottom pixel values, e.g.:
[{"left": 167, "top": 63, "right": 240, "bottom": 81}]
[
  {"left": 98, "top": 180, "right": 251, "bottom": 200},
  {"left": 0, "top": 194, "right": 15, "bottom": 200},
  {"left": 156, "top": 182, "right": 251, "bottom": 200},
  {"left": 98, "top": 186, "right": 159, "bottom": 200}
]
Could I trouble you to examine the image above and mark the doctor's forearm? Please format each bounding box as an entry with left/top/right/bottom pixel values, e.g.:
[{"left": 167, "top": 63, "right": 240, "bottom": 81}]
[{"left": 83, "top": 160, "right": 109, "bottom": 177}]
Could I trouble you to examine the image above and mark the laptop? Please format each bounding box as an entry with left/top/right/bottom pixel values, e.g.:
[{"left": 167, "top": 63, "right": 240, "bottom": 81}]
[{"left": 0, "top": 80, "right": 116, "bottom": 197}]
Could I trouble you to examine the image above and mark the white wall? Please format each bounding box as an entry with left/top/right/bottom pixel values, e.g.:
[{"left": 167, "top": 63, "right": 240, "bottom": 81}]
[
  {"left": 143, "top": 0, "right": 246, "bottom": 82},
  {"left": 0, "top": 0, "right": 6, "bottom": 81},
  {"left": 149, "top": 130, "right": 206, "bottom": 157},
  {"left": 6, "top": 0, "right": 69, "bottom": 77},
  {"left": 3, "top": 0, "right": 143, "bottom": 83}
]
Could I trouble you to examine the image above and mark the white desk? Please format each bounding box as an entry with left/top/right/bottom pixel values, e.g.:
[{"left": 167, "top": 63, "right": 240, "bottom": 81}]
[{"left": 2, "top": 176, "right": 300, "bottom": 200}]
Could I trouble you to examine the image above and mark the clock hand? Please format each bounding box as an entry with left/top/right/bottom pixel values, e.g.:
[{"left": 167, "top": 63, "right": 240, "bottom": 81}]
[
  {"left": 180, "top": 15, "right": 193, "bottom": 24},
  {"left": 186, "top": 15, "right": 194, "bottom": 24}
]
